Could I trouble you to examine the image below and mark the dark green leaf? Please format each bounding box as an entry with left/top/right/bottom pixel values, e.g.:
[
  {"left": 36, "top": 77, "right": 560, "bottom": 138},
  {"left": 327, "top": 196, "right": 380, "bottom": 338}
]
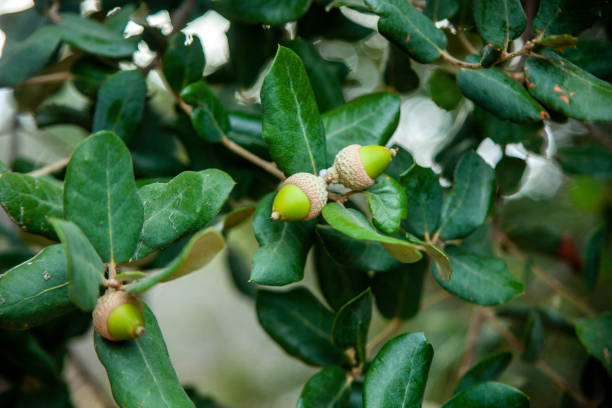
[
  {"left": 104, "top": 3, "right": 136, "bottom": 33},
  {"left": 322, "top": 203, "right": 422, "bottom": 263},
  {"left": 227, "top": 247, "right": 255, "bottom": 298},
  {"left": 51, "top": 219, "right": 103, "bottom": 312},
  {"left": 432, "top": 246, "right": 524, "bottom": 305},
  {"left": 384, "top": 43, "right": 420, "bottom": 93},
  {"left": 474, "top": 107, "right": 543, "bottom": 149},
  {"left": 454, "top": 350, "right": 513, "bottom": 394},
  {"left": 93, "top": 70, "right": 146, "bottom": 142},
  {"left": 386, "top": 145, "right": 415, "bottom": 179},
  {"left": 371, "top": 259, "right": 427, "bottom": 319},
  {"left": 365, "top": 175, "right": 408, "bottom": 235},
  {"left": 60, "top": 13, "right": 138, "bottom": 57},
  {"left": 181, "top": 82, "right": 231, "bottom": 143},
  {"left": 0, "top": 245, "right": 72, "bottom": 330},
  {"left": 316, "top": 224, "right": 399, "bottom": 272},
  {"left": 95, "top": 303, "right": 195, "bottom": 408},
  {"left": 71, "top": 58, "right": 115, "bottom": 98},
  {"left": 332, "top": 289, "right": 372, "bottom": 364},
  {"left": 524, "top": 49, "right": 612, "bottom": 122},
  {"left": 0, "top": 173, "right": 63, "bottom": 239},
  {"left": 64, "top": 131, "right": 144, "bottom": 263},
  {"left": 400, "top": 164, "right": 443, "bottom": 239},
  {"left": 428, "top": 70, "right": 462, "bottom": 110},
  {"left": 128, "top": 228, "right": 225, "bottom": 294},
  {"left": 256, "top": 287, "right": 346, "bottom": 366},
  {"left": 536, "top": 34, "right": 577, "bottom": 51},
  {"left": 584, "top": 226, "right": 605, "bottom": 292},
  {"left": 522, "top": 310, "right": 544, "bottom": 362},
  {"left": 365, "top": 0, "right": 447, "bottom": 63},
  {"left": 34, "top": 104, "right": 92, "bottom": 129},
  {"left": 163, "top": 32, "right": 205, "bottom": 92},
  {"left": 187, "top": 169, "right": 236, "bottom": 232},
  {"left": 496, "top": 156, "right": 526, "bottom": 195},
  {"left": 364, "top": 332, "right": 433, "bottom": 407},
  {"left": 262, "top": 46, "right": 326, "bottom": 175},
  {"left": 443, "top": 382, "right": 529, "bottom": 408},
  {"left": 473, "top": 0, "right": 526, "bottom": 49},
  {"left": 425, "top": 0, "right": 459, "bottom": 21},
  {"left": 557, "top": 145, "right": 612, "bottom": 180},
  {"left": 575, "top": 311, "right": 612, "bottom": 376},
  {"left": 214, "top": 0, "right": 312, "bottom": 25},
  {"left": 298, "top": 366, "right": 351, "bottom": 408},
  {"left": 480, "top": 44, "right": 501, "bottom": 67},
  {"left": 286, "top": 38, "right": 347, "bottom": 112},
  {"left": 298, "top": 2, "right": 372, "bottom": 42},
  {"left": 533, "top": 0, "right": 603, "bottom": 38},
  {"left": 559, "top": 39, "right": 612, "bottom": 80},
  {"left": 0, "top": 26, "right": 62, "bottom": 87},
  {"left": 405, "top": 234, "right": 452, "bottom": 280},
  {"left": 457, "top": 65, "right": 547, "bottom": 123},
  {"left": 251, "top": 193, "right": 315, "bottom": 285},
  {"left": 323, "top": 93, "right": 400, "bottom": 166},
  {"left": 438, "top": 152, "right": 495, "bottom": 240},
  {"left": 459, "top": 224, "right": 493, "bottom": 256}
]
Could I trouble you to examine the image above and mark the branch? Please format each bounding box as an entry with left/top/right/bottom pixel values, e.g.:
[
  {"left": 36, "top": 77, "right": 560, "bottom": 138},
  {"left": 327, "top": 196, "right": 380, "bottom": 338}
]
[
  {"left": 452, "top": 307, "right": 486, "bottom": 389},
  {"left": 27, "top": 157, "right": 70, "bottom": 177},
  {"left": 170, "top": 0, "right": 197, "bottom": 35},
  {"left": 18, "top": 72, "right": 73, "bottom": 86},
  {"left": 584, "top": 123, "right": 612, "bottom": 151},
  {"left": 456, "top": 29, "right": 478, "bottom": 55},
  {"left": 221, "top": 136, "right": 286, "bottom": 180},
  {"left": 366, "top": 317, "right": 402, "bottom": 357},
  {"left": 439, "top": 50, "right": 482, "bottom": 69}
]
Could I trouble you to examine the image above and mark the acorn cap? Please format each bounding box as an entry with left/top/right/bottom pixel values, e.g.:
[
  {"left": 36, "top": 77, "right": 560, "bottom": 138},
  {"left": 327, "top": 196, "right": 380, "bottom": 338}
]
[
  {"left": 93, "top": 291, "right": 145, "bottom": 341},
  {"left": 271, "top": 172, "right": 328, "bottom": 221},
  {"left": 327, "top": 144, "right": 375, "bottom": 190}
]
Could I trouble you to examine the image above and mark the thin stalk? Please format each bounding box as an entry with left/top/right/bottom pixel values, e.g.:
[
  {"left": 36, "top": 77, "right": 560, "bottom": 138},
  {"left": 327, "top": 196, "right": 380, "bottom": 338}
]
[{"left": 27, "top": 157, "right": 70, "bottom": 177}]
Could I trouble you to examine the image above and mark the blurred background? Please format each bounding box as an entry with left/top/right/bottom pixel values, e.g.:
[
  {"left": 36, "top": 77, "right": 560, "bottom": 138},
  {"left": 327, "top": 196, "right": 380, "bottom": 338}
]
[{"left": 1, "top": 1, "right": 610, "bottom": 407}]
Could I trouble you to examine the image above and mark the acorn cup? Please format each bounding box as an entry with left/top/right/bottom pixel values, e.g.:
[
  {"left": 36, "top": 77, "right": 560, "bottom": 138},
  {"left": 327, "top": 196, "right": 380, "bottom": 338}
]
[
  {"left": 271, "top": 172, "right": 328, "bottom": 221},
  {"left": 325, "top": 144, "right": 396, "bottom": 190},
  {"left": 93, "top": 290, "right": 145, "bottom": 341}
]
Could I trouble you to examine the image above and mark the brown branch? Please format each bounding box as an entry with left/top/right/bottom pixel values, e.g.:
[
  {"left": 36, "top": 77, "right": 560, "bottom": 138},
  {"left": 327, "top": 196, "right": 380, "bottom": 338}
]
[
  {"left": 453, "top": 307, "right": 486, "bottom": 389},
  {"left": 221, "top": 136, "right": 286, "bottom": 180},
  {"left": 27, "top": 157, "right": 70, "bottom": 177},
  {"left": 584, "top": 123, "right": 612, "bottom": 151},
  {"left": 170, "top": 0, "right": 197, "bottom": 35},
  {"left": 366, "top": 317, "right": 402, "bottom": 357},
  {"left": 439, "top": 50, "right": 482, "bottom": 69},
  {"left": 18, "top": 72, "right": 73, "bottom": 86}
]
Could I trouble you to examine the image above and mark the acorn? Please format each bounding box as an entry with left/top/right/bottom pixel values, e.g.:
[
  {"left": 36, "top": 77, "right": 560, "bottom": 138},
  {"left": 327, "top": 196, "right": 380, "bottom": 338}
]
[
  {"left": 93, "top": 291, "right": 145, "bottom": 341},
  {"left": 270, "top": 172, "right": 328, "bottom": 221},
  {"left": 325, "top": 145, "right": 396, "bottom": 190}
]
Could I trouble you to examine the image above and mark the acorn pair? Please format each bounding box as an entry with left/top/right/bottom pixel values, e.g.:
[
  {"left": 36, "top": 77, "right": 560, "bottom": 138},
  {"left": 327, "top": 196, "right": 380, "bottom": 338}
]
[{"left": 271, "top": 144, "right": 395, "bottom": 222}]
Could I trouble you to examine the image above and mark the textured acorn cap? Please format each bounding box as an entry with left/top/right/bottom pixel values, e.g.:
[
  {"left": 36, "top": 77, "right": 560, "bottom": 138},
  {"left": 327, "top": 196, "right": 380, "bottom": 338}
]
[
  {"left": 327, "top": 144, "right": 375, "bottom": 190},
  {"left": 93, "top": 291, "right": 144, "bottom": 341},
  {"left": 271, "top": 172, "right": 328, "bottom": 221}
]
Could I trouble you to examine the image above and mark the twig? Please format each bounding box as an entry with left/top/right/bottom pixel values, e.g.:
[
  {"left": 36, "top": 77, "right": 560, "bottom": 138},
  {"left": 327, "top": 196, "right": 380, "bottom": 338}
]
[
  {"left": 420, "top": 289, "right": 450, "bottom": 309},
  {"left": 27, "top": 157, "right": 70, "bottom": 177},
  {"left": 482, "top": 309, "right": 596, "bottom": 407},
  {"left": 221, "top": 136, "right": 286, "bottom": 180},
  {"left": 18, "top": 72, "right": 73, "bottom": 86},
  {"left": 439, "top": 50, "right": 482, "bottom": 69},
  {"left": 453, "top": 307, "right": 486, "bottom": 386},
  {"left": 366, "top": 317, "right": 402, "bottom": 357},
  {"left": 170, "top": 0, "right": 197, "bottom": 35},
  {"left": 584, "top": 123, "right": 612, "bottom": 151}
]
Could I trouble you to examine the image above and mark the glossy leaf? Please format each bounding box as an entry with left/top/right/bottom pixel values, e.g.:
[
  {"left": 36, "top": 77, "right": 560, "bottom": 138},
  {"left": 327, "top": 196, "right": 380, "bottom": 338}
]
[
  {"left": 457, "top": 65, "right": 547, "bottom": 123},
  {"left": 406, "top": 234, "right": 452, "bottom": 281},
  {"left": 575, "top": 312, "right": 612, "bottom": 376},
  {"left": 364, "top": 332, "right": 433, "bottom": 408},
  {"left": 314, "top": 241, "right": 371, "bottom": 311},
  {"left": 163, "top": 32, "right": 205, "bottom": 93},
  {"left": 0, "top": 173, "right": 63, "bottom": 239},
  {"left": 386, "top": 145, "right": 415, "bottom": 180},
  {"left": 256, "top": 287, "right": 346, "bottom": 366},
  {"left": 213, "top": 0, "right": 312, "bottom": 25},
  {"left": 60, "top": 13, "right": 138, "bottom": 57},
  {"left": 95, "top": 303, "right": 195, "bottom": 408},
  {"left": 0, "top": 245, "right": 73, "bottom": 330},
  {"left": 384, "top": 43, "right": 420, "bottom": 93},
  {"left": 322, "top": 203, "right": 422, "bottom": 263},
  {"left": 323, "top": 93, "right": 401, "bottom": 166},
  {"left": 524, "top": 49, "right": 612, "bottom": 122},
  {"left": 454, "top": 350, "right": 513, "bottom": 394},
  {"left": 187, "top": 169, "right": 236, "bottom": 232},
  {"left": 400, "top": 164, "right": 443, "bottom": 238},
  {"left": 332, "top": 289, "right": 372, "bottom": 364},
  {"left": 93, "top": 70, "right": 146, "bottom": 142},
  {"left": 438, "top": 152, "right": 495, "bottom": 240},
  {"left": 584, "top": 226, "right": 605, "bottom": 292},
  {"left": 286, "top": 38, "right": 347, "bottom": 112},
  {"left": 425, "top": 0, "right": 459, "bottom": 21},
  {"left": 365, "top": 175, "right": 408, "bottom": 235},
  {"left": 533, "top": 0, "right": 603, "bottom": 38},
  {"left": 474, "top": 108, "right": 543, "bottom": 151},
  {"left": 432, "top": 246, "right": 523, "bottom": 305},
  {"left": 181, "top": 82, "right": 230, "bottom": 143},
  {"left": 365, "top": 0, "right": 447, "bottom": 63},
  {"left": 64, "top": 131, "right": 144, "bottom": 263},
  {"left": 261, "top": 46, "right": 326, "bottom": 175},
  {"left": 522, "top": 310, "right": 544, "bottom": 362},
  {"left": 559, "top": 39, "right": 612, "bottom": 80},
  {"left": 557, "top": 145, "right": 612, "bottom": 180},
  {"left": 251, "top": 193, "right": 315, "bottom": 285},
  {"left": 316, "top": 225, "right": 399, "bottom": 272},
  {"left": 128, "top": 228, "right": 226, "bottom": 294},
  {"left": 297, "top": 366, "right": 351, "bottom": 408},
  {"left": 443, "top": 382, "right": 529, "bottom": 408},
  {"left": 428, "top": 70, "right": 462, "bottom": 110},
  {"left": 0, "top": 26, "right": 62, "bottom": 87},
  {"left": 51, "top": 219, "right": 103, "bottom": 312},
  {"left": 371, "top": 259, "right": 427, "bottom": 319},
  {"left": 473, "top": 0, "right": 526, "bottom": 49}
]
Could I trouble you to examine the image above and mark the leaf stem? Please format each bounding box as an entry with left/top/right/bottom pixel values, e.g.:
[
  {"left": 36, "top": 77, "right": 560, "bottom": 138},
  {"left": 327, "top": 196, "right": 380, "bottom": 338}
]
[
  {"left": 18, "top": 72, "right": 73, "bottom": 86},
  {"left": 439, "top": 50, "right": 482, "bottom": 69},
  {"left": 27, "top": 157, "right": 70, "bottom": 177}
]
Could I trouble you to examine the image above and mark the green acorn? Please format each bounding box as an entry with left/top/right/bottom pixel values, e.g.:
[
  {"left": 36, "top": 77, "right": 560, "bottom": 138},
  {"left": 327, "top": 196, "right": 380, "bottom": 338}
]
[
  {"left": 325, "top": 144, "right": 396, "bottom": 190},
  {"left": 93, "top": 290, "right": 145, "bottom": 341},
  {"left": 271, "top": 173, "right": 328, "bottom": 221}
]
